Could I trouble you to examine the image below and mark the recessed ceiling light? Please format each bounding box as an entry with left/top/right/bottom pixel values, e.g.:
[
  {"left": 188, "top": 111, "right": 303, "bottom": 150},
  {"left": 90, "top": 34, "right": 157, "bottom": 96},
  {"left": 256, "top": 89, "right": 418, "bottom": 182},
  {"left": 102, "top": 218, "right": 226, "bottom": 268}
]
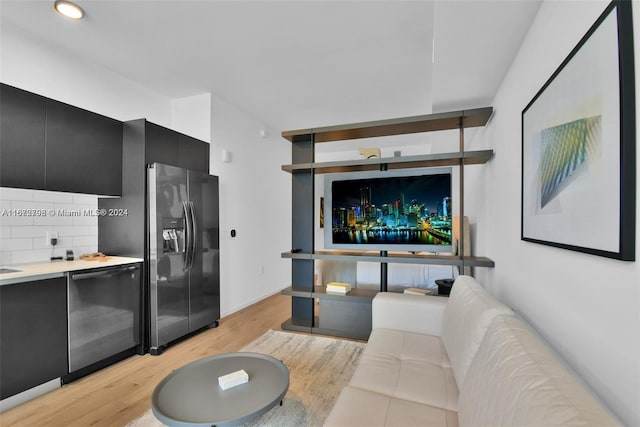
[{"left": 54, "top": 1, "right": 84, "bottom": 20}]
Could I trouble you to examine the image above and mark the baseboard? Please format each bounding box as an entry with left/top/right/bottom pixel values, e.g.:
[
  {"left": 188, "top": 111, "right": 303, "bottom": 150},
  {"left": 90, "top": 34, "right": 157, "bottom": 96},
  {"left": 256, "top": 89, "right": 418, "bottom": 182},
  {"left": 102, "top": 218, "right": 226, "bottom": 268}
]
[
  {"left": 0, "top": 378, "right": 60, "bottom": 413},
  {"left": 221, "top": 287, "right": 284, "bottom": 318}
]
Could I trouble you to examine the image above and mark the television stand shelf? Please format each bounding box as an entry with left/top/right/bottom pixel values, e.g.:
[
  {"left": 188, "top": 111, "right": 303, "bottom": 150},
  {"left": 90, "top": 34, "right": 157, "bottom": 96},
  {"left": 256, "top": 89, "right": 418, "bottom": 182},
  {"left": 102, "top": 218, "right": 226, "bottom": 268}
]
[
  {"left": 280, "top": 107, "right": 495, "bottom": 340},
  {"left": 281, "top": 286, "right": 378, "bottom": 340},
  {"left": 281, "top": 149, "right": 493, "bottom": 174},
  {"left": 282, "top": 250, "right": 495, "bottom": 268},
  {"left": 282, "top": 285, "right": 379, "bottom": 301}
]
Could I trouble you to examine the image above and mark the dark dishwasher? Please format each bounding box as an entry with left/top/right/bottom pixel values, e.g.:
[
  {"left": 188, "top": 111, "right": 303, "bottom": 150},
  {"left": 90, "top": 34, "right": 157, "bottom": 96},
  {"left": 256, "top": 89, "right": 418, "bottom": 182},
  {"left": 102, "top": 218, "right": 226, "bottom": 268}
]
[{"left": 64, "top": 263, "right": 141, "bottom": 382}]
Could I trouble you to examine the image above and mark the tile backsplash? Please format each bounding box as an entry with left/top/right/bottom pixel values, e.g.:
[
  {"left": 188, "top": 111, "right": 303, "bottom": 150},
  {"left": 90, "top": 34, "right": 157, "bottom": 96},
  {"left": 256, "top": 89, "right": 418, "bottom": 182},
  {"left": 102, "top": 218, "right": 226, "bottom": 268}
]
[{"left": 0, "top": 188, "right": 99, "bottom": 265}]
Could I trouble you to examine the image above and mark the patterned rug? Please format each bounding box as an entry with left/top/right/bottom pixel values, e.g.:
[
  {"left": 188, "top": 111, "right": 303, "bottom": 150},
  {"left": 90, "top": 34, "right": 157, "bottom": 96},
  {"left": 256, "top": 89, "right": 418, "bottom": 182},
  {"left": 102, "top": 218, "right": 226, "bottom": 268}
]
[{"left": 127, "top": 330, "right": 366, "bottom": 427}]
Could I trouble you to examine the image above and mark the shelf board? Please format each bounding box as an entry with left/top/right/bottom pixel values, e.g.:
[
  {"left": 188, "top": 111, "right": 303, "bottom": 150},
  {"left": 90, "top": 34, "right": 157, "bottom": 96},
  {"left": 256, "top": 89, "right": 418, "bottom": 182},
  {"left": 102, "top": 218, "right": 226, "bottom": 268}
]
[
  {"left": 282, "top": 150, "right": 493, "bottom": 174},
  {"left": 281, "top": 287, "right": 313, "bottom": 298},
  {"left": 281, "top": 318, "right": 370, "bottom": 340},
  {"left": 314, "top": 286, "right": 378, "bottom": 301},
  {"left": 281, "top": 317, "right": 315, "bottom": 333},
  {"left": 281, "top": 286, "right": 378, "bottom": 301},
  {"left": 314, "top": 250, "right": 461, "bottom": 266},
  {"left": 311, "top": 326, "right": 370, "bottom": 341},
  {"left": 281, "top": 107, "right": 493, "bottom": 143},
  {"left": 281, "top": 250, "right": 495, "bottom": 268}
]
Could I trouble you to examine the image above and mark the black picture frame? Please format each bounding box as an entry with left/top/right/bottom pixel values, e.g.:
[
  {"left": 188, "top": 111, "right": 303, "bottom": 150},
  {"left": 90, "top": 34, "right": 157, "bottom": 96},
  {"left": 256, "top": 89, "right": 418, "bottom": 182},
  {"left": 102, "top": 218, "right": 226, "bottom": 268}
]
[{"left": 521, "top": 1, "right": 635, "bottom": 261}]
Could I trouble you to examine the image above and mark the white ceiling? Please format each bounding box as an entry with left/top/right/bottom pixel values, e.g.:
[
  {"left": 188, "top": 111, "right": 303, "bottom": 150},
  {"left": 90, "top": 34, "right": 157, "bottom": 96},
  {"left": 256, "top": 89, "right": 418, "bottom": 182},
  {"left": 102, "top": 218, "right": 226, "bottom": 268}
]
[{"left": 0, "top": 0, "right": 541, "bottom": 133}]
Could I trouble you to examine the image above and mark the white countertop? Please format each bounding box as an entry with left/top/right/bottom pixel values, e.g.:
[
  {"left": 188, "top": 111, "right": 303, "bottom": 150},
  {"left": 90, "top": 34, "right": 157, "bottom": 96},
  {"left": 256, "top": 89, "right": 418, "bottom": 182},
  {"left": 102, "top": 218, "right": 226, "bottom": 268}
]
[{"left": 0, "top": 256, "right": 144, "bottom": 285}]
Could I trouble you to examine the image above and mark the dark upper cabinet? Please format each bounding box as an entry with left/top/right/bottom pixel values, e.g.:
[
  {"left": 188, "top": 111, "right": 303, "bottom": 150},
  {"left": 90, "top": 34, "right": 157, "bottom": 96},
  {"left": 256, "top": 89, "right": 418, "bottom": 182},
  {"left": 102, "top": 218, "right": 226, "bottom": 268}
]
[
  {"left": 145, "top": 121, "right": 178, "bottom": 166},
  {"left": 0, "top": 84, "right": 47, "bottom": 189},
  {"left": 0, "top": 84, "right": 123, "bottom": 196},
  {"left": 0, "top": 277, "right": 68, "bottom": 399},
  {"left": 178, "top": 133, "right": 210, "bottom": 173},
  {"left": 1, "top": 85, "right": 210, "bottom": 196},
  {"left": 45, "top": 100, "right": 123, "bottom": 196},
  {"left": 144, "top": 120, "right": 209, "bottom": 173}
]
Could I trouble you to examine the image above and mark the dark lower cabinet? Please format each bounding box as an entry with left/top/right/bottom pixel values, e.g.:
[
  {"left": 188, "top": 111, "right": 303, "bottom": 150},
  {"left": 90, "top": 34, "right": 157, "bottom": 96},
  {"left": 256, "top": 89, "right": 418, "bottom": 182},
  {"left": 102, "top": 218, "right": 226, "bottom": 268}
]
[
  {"left": 0, "top": 277, "right": 68, "bottom": 399},
  {"left": 0, "top": 84, "right": 46, "bottom": 189}
]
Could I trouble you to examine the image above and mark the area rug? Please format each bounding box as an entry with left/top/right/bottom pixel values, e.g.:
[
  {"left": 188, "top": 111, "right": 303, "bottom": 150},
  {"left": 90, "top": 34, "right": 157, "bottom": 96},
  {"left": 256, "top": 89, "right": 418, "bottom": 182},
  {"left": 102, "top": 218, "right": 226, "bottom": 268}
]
[{"left": 127, "top": 330, "right": 366, "bottom": 427}]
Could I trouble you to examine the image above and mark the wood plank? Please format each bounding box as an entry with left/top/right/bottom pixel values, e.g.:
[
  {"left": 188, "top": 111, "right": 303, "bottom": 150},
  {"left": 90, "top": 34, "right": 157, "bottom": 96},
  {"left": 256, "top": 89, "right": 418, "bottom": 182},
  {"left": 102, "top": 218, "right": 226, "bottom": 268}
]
[
  {"left": 281, "top": 250, "right": 494, "bottom": 268},
  {"left": 281, "top": 150, "right": 494, "bottom": 174},
  {"left": 281, "top": 107, "right": 493, "bottom": 142},
  {"left": 0, "top": 293, "right": 292, "bottom": 427}
]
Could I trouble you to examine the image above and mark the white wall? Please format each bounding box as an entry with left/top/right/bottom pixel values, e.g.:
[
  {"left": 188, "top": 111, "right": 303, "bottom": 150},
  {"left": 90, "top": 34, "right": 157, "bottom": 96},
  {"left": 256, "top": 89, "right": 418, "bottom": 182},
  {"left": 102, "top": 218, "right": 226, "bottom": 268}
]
[
  {"left": 467, "top": 2, "right": 640, "bottom": 424},
  {"left": 171, "top": 93, "right": 212, "bottom": 142},
  {"left": 210, "top": 95, "right": 291, "bottom": 317},
  {"left": 0, "top": 22, "right": 171, "bottom": 125}
]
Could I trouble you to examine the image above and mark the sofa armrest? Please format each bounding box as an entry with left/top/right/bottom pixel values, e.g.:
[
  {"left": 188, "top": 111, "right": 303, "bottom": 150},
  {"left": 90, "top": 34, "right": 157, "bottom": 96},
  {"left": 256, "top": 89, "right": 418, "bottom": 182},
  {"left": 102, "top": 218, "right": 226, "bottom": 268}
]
[{"left": 372, "top": 292, "right": 448, "bottom": 337}]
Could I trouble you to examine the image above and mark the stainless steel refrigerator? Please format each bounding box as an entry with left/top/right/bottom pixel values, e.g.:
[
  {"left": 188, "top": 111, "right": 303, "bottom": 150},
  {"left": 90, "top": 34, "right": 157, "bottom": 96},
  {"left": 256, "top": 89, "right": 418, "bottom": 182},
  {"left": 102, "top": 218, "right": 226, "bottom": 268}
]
[{"left": 147, "top": 162, "right": 220, "bottom": 355}]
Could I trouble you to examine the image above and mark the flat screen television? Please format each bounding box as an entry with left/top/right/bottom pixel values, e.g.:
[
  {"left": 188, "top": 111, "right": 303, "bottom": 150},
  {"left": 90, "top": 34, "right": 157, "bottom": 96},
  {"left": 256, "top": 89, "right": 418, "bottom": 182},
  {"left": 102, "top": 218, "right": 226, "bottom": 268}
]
[{"left": 324, "top": 168, "right": 453, "bottom": 252}]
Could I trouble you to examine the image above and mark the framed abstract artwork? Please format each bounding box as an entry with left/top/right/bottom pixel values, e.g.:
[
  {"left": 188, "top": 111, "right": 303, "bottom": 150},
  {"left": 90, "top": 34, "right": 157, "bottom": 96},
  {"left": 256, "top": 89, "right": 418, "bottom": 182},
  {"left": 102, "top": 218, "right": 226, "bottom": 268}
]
[{"left": 521, "top": 1, "right": 635, "bottom": 261}]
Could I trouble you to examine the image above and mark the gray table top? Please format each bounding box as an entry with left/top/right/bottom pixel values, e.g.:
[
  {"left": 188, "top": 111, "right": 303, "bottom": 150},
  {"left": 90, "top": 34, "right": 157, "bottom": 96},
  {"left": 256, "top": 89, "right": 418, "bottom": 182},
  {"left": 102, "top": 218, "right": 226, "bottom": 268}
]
[{"left": 152, "top": 352, "right": 290, "bottom": 427}]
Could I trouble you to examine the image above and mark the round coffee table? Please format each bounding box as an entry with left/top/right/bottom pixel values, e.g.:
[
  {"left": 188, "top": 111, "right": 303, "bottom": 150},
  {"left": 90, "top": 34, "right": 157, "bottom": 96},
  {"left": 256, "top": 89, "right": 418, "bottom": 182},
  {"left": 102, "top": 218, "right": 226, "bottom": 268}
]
[{"left": 152, "top": 352, "right": 289, "bottom": 427}]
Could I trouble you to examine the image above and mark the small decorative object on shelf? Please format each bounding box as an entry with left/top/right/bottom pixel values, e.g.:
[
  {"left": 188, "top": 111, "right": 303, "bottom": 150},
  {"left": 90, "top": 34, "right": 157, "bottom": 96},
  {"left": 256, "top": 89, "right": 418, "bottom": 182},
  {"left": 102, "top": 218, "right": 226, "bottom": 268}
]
[
  {"left": 358, "top": 148, "right": 381, "bottom": 159},
  {"left": 326, "top": 282, "right": 352, "bottom": 294},
  {"left": 435, "top": 279, "right": 455, "bottom": 296},
  {"left": 403, "top": 287, "right": 433, "bottom": 296},
  {"left": 218, "top": 369, "right": 249, "bottom": 390}
]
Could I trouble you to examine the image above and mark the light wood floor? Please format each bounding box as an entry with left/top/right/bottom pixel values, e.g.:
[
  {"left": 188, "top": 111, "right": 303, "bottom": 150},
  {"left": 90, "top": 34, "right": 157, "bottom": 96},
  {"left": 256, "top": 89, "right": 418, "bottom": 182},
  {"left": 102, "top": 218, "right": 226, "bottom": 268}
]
[{"left": 1, "top": 293, "right": 292, "bottom": 427}]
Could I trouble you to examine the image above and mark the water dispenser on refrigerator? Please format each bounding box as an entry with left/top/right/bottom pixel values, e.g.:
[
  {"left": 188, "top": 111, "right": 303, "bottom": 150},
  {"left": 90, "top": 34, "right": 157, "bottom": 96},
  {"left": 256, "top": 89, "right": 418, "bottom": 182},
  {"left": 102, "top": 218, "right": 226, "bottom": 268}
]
[{"left": 162, "top": 218, "right": 184, "bottom": 254}]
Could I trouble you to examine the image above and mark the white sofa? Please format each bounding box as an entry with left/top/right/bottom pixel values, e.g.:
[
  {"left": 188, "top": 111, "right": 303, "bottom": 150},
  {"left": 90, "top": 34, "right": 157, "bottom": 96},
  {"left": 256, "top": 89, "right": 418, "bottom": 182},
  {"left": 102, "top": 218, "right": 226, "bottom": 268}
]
[{"left": 324, "top": 275, "right": 619, "bottom": 426}]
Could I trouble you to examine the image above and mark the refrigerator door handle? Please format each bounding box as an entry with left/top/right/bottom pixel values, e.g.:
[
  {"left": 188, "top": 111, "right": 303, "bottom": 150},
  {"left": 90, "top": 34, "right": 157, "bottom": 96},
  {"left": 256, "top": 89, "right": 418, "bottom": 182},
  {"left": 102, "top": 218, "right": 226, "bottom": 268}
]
[
  {"left": 188, "top": 201, "right": 197, "bottom": 270},
  {"left": 182, "top": 201, "right": 192, "bottom": 271}
]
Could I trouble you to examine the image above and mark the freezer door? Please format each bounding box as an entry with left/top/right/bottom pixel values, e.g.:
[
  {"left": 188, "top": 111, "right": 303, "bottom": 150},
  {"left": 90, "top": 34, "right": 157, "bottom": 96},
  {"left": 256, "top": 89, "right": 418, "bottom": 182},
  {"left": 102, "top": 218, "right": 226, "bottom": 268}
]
[
  {"left": 188, "top": 171, "right": 220, "bottom": 331},
  {"left": 148, "top": 163, "right": 190, "bottom": 350}
]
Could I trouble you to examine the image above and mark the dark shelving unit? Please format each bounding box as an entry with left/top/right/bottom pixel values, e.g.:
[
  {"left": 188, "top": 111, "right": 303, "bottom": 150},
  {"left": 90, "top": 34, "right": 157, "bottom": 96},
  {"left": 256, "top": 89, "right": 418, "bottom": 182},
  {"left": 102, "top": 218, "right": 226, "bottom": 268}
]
[{"left": 281, "top": 107, "right": 495, "bottom": 339}]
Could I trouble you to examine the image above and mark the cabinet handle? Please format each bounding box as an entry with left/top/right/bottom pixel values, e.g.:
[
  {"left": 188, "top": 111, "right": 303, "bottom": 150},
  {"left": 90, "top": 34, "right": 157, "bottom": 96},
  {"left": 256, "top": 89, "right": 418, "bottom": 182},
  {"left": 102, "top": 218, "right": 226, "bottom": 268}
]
[{"left": 71, "top": 265, "right": 139, "bottom": 281}]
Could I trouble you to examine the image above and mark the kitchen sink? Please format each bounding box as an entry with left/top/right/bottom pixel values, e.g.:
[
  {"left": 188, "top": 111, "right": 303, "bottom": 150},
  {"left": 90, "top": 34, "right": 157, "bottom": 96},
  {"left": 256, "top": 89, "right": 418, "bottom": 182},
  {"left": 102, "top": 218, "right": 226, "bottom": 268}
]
[{"left": 0, "top": 268, "right": 22, "bottom": 274}]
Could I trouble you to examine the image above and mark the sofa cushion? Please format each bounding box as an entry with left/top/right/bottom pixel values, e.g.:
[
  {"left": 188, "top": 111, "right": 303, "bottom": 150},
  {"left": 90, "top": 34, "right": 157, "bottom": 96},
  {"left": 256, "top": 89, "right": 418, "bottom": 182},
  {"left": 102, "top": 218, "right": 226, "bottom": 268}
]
[
  {"left": 365, "top": 328, "right": 452, "bottom": 367},
  {"left": 348, "top": 328, "right": 458, "bottom": 412},
  {"left": 324, "top": 386, "right": 459, "bottom": 427},
  {"left": 441, "top": 275, "right": 513, "bottom": 388},
  {"left": 458, "top": 315, "right": 619, "bottom": 426},
  {"left": 372, "top": 292, "right": 449, "bottom": 336}
]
